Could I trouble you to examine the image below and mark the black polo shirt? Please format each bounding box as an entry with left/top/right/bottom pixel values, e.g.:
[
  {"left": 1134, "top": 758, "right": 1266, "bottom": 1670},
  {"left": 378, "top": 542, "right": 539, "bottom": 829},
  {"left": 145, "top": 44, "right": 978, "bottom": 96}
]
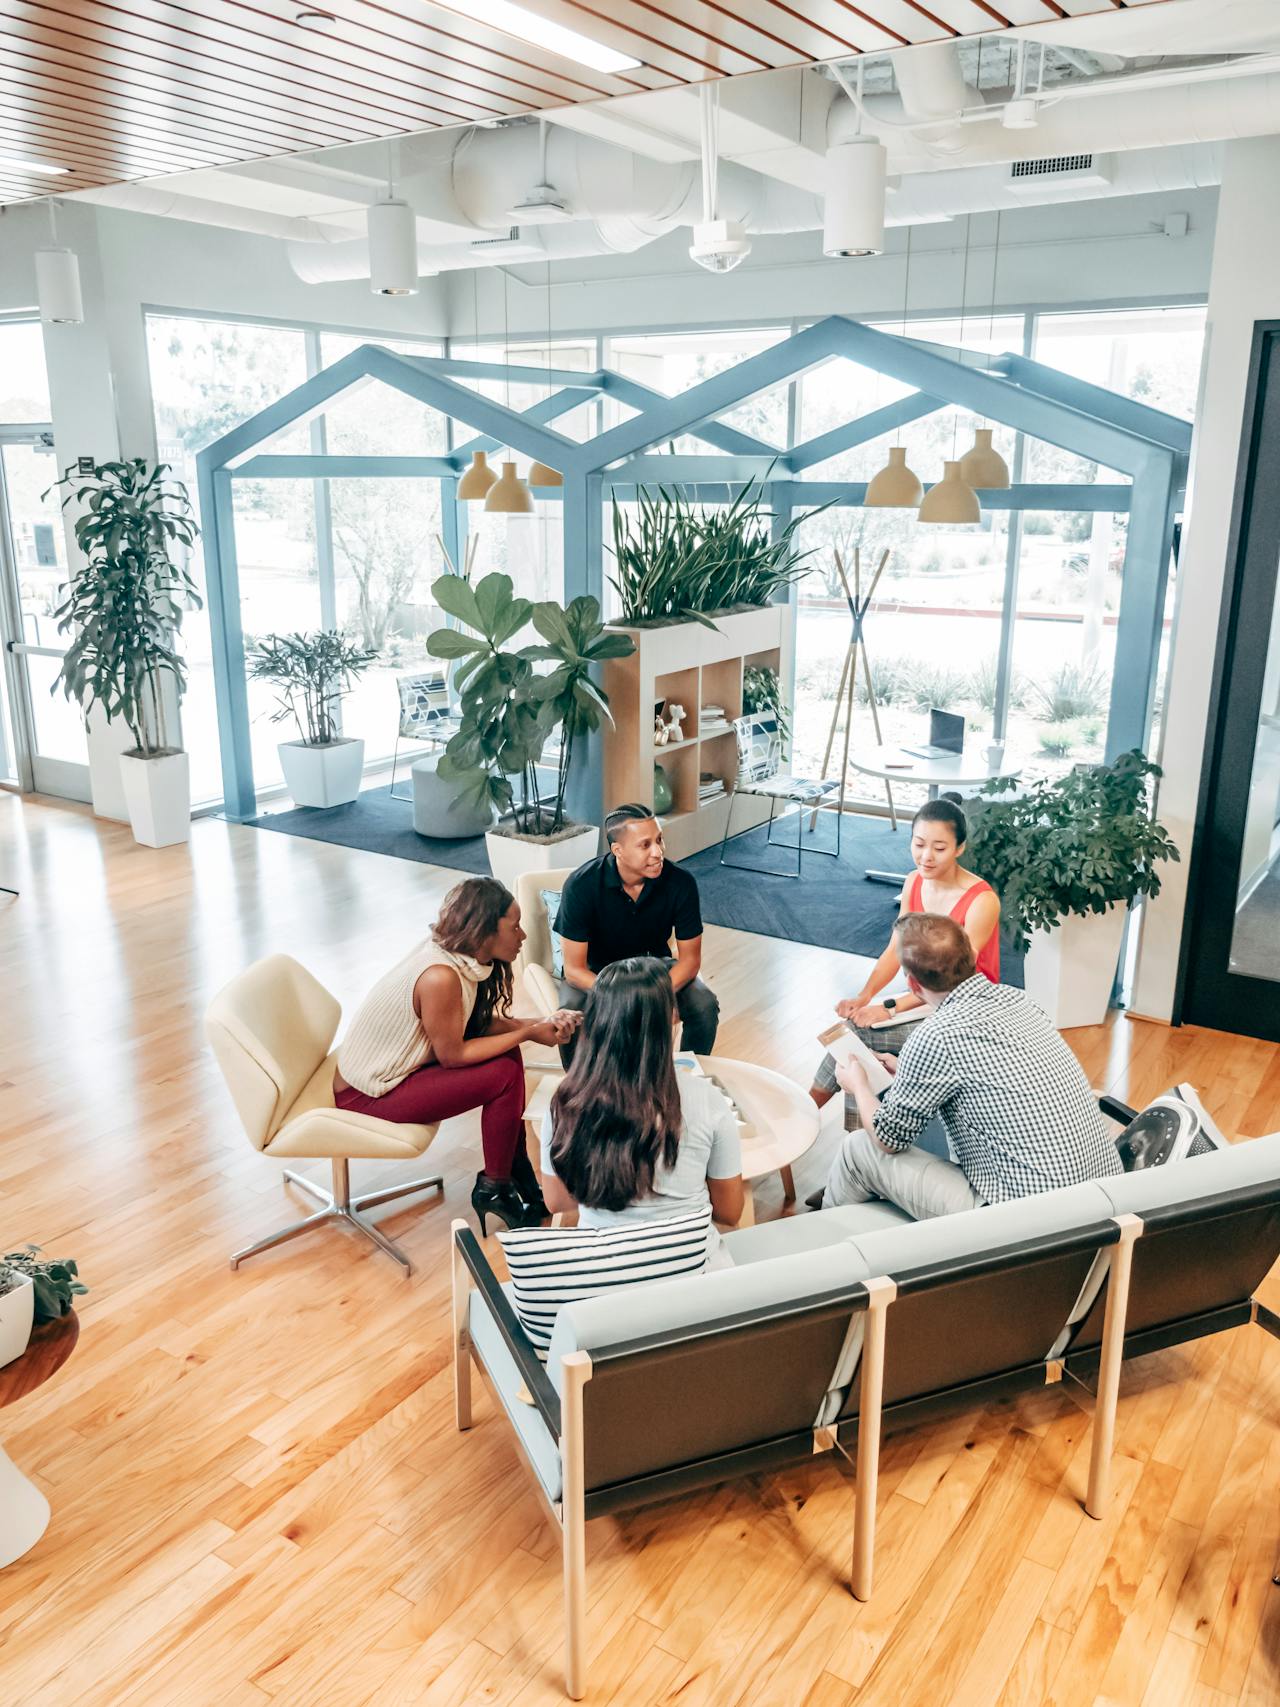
[{"left": 554, "top": 853, "right": 703, "bottom": 974}]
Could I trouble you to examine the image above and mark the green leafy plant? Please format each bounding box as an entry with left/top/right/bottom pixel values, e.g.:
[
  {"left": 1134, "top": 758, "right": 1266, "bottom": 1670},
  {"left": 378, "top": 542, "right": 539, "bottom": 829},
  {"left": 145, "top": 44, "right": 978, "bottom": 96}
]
[
  {"left": 428, "top": 573, "right": 634, "bottom": 835},
  {"left": 742, "top": 664, "right": 791, "bottom": 745},
  {"left": 965, "top": 749, "right": 1179, "bottom": 952},
  {"left": 247, "top": 630, "right": 378, "bottom": 746},
  {"left": 2, "top": 1247, "right": 87, "bottom": 1324},
  {"left": 48, "top": 460, "right": 201, "bottom": 757},
  {"left": 609, "top": 476, "right": 828, "bottom": 627}
]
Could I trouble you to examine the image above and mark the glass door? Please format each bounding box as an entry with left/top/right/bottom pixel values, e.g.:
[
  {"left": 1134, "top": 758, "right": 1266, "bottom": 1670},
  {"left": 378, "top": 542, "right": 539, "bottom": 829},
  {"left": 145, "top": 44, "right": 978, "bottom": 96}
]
[
  {"left": 1182, "top": 323, "right": 1280, "bottom": 1039},
  {"left": 0, "top": 433, "right": 91, "bottom": 800}
]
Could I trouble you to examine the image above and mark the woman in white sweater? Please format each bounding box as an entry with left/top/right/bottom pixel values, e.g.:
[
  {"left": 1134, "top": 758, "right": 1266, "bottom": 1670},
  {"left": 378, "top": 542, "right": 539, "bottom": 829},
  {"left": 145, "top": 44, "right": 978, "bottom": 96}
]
[{"left": 334, "top": 877, "right": 579, "bottom": 1232}]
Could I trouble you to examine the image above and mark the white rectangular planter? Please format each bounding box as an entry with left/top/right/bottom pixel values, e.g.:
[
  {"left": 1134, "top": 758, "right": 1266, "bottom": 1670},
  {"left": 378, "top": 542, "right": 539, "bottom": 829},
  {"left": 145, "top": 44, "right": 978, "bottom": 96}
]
[
  {"left": 0, "top": 1273, "right": 34, "bottom": 1370},
  {"left": 279, "top": 738, "right": 365, "bottom": 808},
  {"left": 1023, "top": 905, "right": 1128, "bottom": 1031},
  {"left": 118, "top": 750, "right": 190, "bottom": 848},
  {"left": 486, "top": 822, "right": 599, "bottom": 892}
]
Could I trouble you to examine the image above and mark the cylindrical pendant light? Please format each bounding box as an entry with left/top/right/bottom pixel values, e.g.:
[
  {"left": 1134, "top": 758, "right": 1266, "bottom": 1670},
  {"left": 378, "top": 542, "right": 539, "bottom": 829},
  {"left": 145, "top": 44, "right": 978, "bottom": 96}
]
[
  {"left": 865, "top": 445, "right": 923, "bottom": 508},
  {"left": 527, "top": 460, "right": 562, "bottom": 488},
  {"left": 822, "top": 135, "right": 887, "bottom": 258},
  {"left": 368, "top": 197, "right": 418, "bottom": 296},
  {"left": 457, "top": 450, "right": 498, "bottom": 501},
  {"left": 919, "top": 462, "right": 982, "bottom": 525},
  {"left": 959, "top": 427, "right": 1010, "bottom": 490},
  {"left": 484, "top": 461, "right": 535, "bottom": 515},
  {"left": 36, "top": 246, "right": 83, "bottom": 324}
]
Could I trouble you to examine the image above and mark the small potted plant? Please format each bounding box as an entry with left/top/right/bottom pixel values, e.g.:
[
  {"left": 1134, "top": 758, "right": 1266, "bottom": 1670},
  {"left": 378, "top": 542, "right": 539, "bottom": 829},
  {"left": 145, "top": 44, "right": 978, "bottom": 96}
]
[
  {"left": 247, "top": 629, "right": 377, "bottom": 808},
  {"left": 0, "top": 1247, "right": 87, "bottom": 1369},
  {"left": 428, "top": 572, "right": 634, "bottom": 888},
  {"left": 966, "top": 749, "right": 1179, "bottom": 1028},
  {"left": 50, "top": 459, "right": 201, "bottom": 848}
]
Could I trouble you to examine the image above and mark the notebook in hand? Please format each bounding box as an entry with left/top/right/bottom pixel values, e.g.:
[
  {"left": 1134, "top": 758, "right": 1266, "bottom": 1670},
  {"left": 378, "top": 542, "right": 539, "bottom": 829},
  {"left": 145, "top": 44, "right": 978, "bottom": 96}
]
[{"left": 816, "top": 1021, "right": 894, "bottom": 1096}]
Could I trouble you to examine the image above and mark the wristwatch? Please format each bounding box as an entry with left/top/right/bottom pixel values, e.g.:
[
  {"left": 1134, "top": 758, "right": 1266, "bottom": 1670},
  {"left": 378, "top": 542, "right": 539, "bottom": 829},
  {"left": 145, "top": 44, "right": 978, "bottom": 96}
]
[{"left": 883, "top": 998, "right": 897, "bottom": 1013}]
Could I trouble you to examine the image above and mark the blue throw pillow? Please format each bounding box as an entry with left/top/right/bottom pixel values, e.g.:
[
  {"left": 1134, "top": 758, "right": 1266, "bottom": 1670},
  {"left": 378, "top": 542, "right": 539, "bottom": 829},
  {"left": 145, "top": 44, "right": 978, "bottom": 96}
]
[{"left": 540, "top": 888, "right": 565, "bottom": 978}]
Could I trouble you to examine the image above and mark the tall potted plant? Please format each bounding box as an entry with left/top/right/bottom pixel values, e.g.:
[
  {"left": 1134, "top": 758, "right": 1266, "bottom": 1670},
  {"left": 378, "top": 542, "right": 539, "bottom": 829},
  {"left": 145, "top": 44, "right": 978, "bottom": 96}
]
[
  {"left": 50, "top": 459, "right": 200, "bottom": 848},
  {"left": 427, "top": 572, "right": 634, "bottom": 887},
  {"left": 966, "top": 750, "right": 1179, "bottom": 1028},
  {"left": 247, "top": 629, "right": 377, "bottom": 808}
]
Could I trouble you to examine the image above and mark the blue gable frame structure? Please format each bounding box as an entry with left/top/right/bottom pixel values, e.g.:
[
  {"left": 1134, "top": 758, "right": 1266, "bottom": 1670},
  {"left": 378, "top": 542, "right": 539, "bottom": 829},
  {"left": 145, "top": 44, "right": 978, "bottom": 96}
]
[{"left": 196, "top": 317, "right": 1189, "bottom": 824}]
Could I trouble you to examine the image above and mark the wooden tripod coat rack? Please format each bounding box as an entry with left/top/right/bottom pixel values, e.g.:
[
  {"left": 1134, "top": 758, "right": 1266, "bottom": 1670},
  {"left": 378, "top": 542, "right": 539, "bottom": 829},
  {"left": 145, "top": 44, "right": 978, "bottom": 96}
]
[{"left": 812, "top": 546, "right": 898, "bottom": 830}]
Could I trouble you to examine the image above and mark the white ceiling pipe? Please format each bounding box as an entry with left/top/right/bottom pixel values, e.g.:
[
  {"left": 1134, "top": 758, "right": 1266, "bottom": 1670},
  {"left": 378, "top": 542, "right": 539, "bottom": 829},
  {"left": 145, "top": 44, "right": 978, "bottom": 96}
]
[
  {"left": 73, "top": 181, "right": 350, "bottom": 243},
  {"left": 892, "top": 42, "right": 976, "bottom": 122},
  {"left": 829, "top": 71, "right": 1280, "bottom": 171}
]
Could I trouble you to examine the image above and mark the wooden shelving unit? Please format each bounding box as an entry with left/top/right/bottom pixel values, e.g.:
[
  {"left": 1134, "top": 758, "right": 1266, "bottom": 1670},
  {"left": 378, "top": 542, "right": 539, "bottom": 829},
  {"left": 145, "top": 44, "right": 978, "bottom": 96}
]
[{"left": 602, "top": 604, "right": 794, "bottom": 861}]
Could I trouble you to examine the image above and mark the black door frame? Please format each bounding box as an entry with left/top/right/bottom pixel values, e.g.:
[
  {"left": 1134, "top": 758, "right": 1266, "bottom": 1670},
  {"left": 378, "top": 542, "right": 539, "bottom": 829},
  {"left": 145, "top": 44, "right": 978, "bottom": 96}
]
[{"left": 1178, "top": 319, "right": 1280, "bottom": 1038}]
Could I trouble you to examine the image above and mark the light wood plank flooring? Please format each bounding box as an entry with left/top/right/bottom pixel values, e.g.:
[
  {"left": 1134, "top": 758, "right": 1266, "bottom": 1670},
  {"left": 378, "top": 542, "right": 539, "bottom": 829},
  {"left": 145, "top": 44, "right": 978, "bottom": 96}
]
[{"left": 1, "top": 792, "right": 1277, "bottom": 1707}]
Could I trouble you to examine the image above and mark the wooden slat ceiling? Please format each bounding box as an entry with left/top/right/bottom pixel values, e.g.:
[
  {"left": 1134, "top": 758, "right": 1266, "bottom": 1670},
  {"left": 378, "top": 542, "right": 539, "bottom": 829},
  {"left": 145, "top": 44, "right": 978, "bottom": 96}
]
[{"left": 0, "top": 0, "right": 1174, "bottom": 206}]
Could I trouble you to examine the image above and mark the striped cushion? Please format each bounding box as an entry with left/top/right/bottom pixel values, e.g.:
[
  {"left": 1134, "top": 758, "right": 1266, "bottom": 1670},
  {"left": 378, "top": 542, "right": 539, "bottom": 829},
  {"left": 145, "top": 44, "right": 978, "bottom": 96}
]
[{"left": 499, "top": 1208, "right": 713, "bottom": 1354}]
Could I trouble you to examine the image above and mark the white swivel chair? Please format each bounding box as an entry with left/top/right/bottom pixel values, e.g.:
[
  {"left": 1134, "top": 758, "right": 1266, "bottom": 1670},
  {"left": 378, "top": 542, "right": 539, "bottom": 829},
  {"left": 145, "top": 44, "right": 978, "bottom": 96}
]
[
  {"left": 206, "top": 954, "right": 442, "bottom": 1275},
  {"left": 514, "top": 866, "right": 575, "bottom": 1020}
]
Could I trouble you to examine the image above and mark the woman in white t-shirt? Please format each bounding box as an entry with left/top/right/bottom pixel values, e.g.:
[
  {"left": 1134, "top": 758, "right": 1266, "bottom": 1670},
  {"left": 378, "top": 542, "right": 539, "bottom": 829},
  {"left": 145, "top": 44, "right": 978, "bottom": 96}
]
[{"left": 541, "top": 958, "right": 744, "bottom": 1262}]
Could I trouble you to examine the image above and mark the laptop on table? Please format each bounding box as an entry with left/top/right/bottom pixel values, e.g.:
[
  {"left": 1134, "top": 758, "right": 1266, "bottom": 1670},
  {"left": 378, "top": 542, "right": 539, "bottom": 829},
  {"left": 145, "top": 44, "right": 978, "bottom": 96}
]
[{"left": 904, "top": 709, "right": 965, "bottom": 762}]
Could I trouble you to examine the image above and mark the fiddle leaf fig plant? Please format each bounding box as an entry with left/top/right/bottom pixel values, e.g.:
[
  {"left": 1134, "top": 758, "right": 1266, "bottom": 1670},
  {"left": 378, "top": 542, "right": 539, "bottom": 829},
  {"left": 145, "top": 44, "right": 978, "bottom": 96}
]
[
  {"left": 428, "top": 572, "right": 634, "bottom": 835},
  {"left": 48, "top": 459, "right": 200, "bottom": 758}
]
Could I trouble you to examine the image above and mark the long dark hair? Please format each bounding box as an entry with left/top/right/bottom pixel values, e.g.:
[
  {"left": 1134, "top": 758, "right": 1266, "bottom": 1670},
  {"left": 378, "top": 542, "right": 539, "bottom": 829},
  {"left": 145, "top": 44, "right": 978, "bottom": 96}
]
[
  {"left": 549, "top": 958, "right": 683, "bottom": 1211},
  {"left": 432, "top": 877, "right": 514, "bottom": 1037}
]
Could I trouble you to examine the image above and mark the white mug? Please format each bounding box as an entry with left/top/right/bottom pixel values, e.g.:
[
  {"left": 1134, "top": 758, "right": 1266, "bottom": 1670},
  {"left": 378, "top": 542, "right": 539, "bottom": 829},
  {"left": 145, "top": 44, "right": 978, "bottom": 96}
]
[{"left": 985, "top": 742, "right": 1005, "bottom": 771}]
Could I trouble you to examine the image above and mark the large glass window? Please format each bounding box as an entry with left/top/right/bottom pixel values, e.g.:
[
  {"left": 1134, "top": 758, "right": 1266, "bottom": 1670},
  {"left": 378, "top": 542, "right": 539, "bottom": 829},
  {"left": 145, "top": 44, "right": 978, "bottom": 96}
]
[
  {"left": 0, "top": 320, "right": 51, "bottom": 422},
  {"left": 605, "top": 328, "right": 790, "bottom": 451}
]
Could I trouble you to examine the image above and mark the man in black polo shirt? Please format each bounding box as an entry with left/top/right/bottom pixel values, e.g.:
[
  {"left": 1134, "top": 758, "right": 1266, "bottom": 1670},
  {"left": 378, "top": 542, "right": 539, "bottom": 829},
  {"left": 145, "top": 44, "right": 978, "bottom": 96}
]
[{"left": 554, "top": 802, "right": 720, "bottom": 1059}]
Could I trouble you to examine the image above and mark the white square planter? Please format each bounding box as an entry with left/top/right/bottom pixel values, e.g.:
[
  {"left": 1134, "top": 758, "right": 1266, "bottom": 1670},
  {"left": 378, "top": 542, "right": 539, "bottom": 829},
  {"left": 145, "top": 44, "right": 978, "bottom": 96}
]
[
  {"left": 278, "top": 738, "right": 365, "bottom": 808},
  {"left": 486, "top": 822, "right": 599, "bottom": 892},
  {"left": 0, "top": 1272, "right": 34, "bottom": 1370},
  {"left": 118, "top": 750, "right": 190, "bottom": 848},
  {"left": 1023, "top": 905, "right": 1128, "bottom": 1031}
]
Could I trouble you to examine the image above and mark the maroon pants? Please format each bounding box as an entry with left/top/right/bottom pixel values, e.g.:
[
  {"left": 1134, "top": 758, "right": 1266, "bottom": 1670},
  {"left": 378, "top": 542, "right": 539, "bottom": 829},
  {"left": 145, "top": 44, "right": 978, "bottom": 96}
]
[{"left": 335, "top": 1047, "right": 527, "bottom": 1180}]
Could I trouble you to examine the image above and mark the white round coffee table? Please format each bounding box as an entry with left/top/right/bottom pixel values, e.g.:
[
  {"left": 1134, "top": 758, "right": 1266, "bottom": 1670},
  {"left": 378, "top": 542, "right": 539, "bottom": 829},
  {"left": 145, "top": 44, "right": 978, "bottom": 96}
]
[{"left": 695, "top": 1056, "right": 820, "bottom": 1226}]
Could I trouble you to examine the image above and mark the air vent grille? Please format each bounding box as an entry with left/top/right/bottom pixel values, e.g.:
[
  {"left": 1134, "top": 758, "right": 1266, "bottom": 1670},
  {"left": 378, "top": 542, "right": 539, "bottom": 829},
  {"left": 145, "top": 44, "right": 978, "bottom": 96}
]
[
  {"left": 469, "top": 228, "right": 521, "bottom": 249},
  {"left": 1010, "top": 154, "right": 1095, "bottom": 179}
]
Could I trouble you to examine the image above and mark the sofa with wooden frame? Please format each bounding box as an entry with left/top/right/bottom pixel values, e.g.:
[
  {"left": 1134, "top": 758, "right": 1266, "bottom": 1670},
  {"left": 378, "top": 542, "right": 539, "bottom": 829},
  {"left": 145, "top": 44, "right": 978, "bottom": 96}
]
[{"left": 450, "top": 1115, "right": 1280, "bottom": 1699}]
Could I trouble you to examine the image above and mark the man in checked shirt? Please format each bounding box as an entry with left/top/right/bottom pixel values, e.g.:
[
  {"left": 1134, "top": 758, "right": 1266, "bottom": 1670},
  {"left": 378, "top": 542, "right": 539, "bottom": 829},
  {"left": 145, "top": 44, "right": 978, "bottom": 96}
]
[{"left": 815, "top": 913, "right": 1123, "bottom": 1219}]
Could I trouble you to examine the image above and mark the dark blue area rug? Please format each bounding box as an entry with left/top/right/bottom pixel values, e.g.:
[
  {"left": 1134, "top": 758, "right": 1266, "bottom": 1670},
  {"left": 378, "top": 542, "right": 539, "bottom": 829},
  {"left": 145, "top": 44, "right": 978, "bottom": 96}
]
[
  {"left": 248, "top": 787, "right": 1022, "bottom": 978},
  {"left": 247, "top": 784, "right": 491, "bottom": 876}
]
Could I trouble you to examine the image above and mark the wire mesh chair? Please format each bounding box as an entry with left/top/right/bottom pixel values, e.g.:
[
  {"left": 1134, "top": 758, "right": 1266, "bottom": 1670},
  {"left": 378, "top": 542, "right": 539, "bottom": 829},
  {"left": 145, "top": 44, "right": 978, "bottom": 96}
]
[
  {"left": 718, "top": 713, "right": 841, "bottom": 879},
  {"left": 389, "top": 671, "right": 455, "bottom": 801}
]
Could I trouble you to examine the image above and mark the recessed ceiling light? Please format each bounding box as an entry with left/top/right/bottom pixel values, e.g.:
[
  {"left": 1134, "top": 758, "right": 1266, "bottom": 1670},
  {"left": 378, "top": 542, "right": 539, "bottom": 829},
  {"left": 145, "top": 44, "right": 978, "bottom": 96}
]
[
  {"left": 0, "top": 154, "right": 70, "bottom": 176},
  {"left": 447, "top": 0, "right": 641, "bottom": 74}
]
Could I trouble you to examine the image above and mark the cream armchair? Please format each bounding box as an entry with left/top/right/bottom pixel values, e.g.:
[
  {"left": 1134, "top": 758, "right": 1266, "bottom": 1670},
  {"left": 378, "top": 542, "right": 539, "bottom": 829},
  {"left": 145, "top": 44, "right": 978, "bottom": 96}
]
[
  {"left": 514, "top": 866, "right": 575, "bottom": 1019},
  {"left": 206, "top": 954, "right": 442, "bottom": 1275}
]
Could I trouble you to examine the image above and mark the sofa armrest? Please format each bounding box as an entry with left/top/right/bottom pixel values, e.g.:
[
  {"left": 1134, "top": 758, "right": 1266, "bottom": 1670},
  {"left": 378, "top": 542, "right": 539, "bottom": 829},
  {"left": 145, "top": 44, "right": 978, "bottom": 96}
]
[
  {"left": 524, "top": 963, "right": 561, "bottom": 1019},
  {"left": 454, "top": 1225, "right": 561, "bottom": 1437}
]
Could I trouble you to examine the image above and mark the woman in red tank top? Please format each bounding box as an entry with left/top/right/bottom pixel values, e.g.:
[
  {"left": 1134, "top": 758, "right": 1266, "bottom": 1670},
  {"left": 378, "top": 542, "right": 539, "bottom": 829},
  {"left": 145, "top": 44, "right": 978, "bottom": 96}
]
[{"left": 845, "top": 797, "right": 1000, "bottom": 1023}]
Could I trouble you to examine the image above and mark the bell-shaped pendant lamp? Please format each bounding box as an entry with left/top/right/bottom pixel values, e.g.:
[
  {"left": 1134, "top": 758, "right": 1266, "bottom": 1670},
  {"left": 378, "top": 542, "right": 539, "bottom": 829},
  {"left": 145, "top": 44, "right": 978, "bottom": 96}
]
[
  {"left": 959, "top": 427, "right": 1011, "bottom": 491},
  {"left": 527, "top": 459, "right": 562, "bottom": 488},
  {"left": 484, "top": 460, "right": 535, "bottom": 515},
  {"left": 457, "top": 450, "right": 498, "bottom": 501},
  {"left": 865, "top": 445, "right": 923, "bottom": 508},
  {"left": 918, "top": 461, "right": 982, "bottom": 525}
]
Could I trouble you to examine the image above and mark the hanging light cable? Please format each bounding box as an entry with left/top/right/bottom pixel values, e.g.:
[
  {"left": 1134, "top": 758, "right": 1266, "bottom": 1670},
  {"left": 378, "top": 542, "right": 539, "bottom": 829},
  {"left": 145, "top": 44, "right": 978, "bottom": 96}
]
[
  {"left": 528, "top": 255, "right": 562, "bottom": 489},
  {"left": 458, "top": 262, "right": 498, "bottom": 499},
  {"left": 920, "top": 213, "right": 981, "bottom": 524},
  {"left": 960, "top": 208, "right": 1011, "bottom": 491},
  {"left": 866, "top": 224, "right": 923, "bottom": 507},
  {"left": 486, "top": 266, "right": 533, "bottom": 513}
]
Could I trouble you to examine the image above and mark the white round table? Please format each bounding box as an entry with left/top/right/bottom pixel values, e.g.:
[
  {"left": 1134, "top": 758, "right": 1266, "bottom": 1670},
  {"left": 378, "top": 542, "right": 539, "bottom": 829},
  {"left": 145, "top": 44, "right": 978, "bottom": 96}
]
[
  {"left": 848, "top": 744, "right": 1021, "bottom": 886},
  {"left": 694, "top": 1056, "right": 820, "bottom": 1226}
]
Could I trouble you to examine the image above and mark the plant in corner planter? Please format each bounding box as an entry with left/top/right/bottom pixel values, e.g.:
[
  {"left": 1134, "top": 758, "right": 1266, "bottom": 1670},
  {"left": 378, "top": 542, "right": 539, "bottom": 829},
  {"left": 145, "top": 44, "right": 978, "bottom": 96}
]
[
  {"left": 50, "top": 459, "right": 201, "bottom": 849},
  {"left": 247, "top": 630, "right": 378, "bottom": 809},
  {"left": 965, "top": 749, "right": 1179, "bottom": 1028},
  {"left": 427, "top": 572, "right": 634, "bottom": 887},
  {"left": 0, "top": 1247, "right": 87, "bottom": 1370}
]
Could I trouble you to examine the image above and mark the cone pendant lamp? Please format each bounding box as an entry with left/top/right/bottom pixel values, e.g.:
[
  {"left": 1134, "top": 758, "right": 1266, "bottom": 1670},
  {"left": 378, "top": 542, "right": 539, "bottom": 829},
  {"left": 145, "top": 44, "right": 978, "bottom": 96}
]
[
  {"left": 959, "top": 427, "right": 1010, "bottom": 490},
  {"left": 865, "top": 445, "right": 923, "bottom": 508},
  {"left": 918, "top": 461, "right": 982, "bottom": 525},
  {"left": 457, "top": 450, "right": 497, "bottom": 501},
  {"left": 527, "top": 459, "right": 562, "bottom": 488},
  {"left": 484, "top": 460, "right": 535, "bottom": 514}
]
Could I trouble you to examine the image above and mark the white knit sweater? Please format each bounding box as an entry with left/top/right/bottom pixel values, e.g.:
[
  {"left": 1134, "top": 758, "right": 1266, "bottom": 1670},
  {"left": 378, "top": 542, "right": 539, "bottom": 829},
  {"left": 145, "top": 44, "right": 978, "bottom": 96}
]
[{"left": 337, "top": 940, "right": 492, "bottom": 1096}]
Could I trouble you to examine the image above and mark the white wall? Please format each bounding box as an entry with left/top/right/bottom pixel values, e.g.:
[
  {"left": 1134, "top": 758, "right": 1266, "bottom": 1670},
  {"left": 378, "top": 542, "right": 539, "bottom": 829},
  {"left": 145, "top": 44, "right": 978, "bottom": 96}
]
[{"left": 1132, "top": 138, "right": 1280, "bottom": 1023}]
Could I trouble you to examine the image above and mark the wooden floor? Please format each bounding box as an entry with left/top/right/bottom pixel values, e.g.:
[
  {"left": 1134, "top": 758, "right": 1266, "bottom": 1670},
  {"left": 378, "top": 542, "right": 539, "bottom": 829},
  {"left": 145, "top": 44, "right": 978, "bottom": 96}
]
[{"left": 1, "top": 791, "right": 1278, "bottom": 1707}]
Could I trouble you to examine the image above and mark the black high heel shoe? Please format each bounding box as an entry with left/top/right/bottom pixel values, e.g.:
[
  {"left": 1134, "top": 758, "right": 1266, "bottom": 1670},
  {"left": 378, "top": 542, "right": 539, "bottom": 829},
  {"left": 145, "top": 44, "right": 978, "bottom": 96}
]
[
  {"left": 509, "top": 1149, "right": 548, "bottom": 1221},
  {"left": 471, "top": 1173, "right": 542, "bottom": 1236}
]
